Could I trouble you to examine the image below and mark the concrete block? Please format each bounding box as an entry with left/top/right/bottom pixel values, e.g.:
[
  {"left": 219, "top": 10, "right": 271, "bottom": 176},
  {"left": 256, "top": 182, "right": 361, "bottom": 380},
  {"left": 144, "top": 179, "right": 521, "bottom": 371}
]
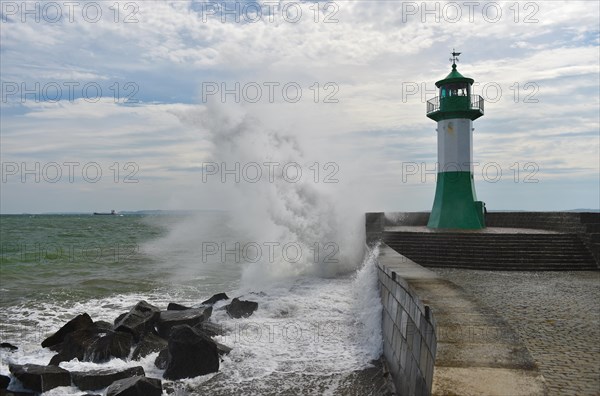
[
  {"left": 393, "top": 327, "right": 402, "bottom": 356},
  {"left": 412, "top": 331, "right": 422, "bottom": 363},
  {"left": 406, "top": 319, "right": 416, "bottom": 352},
  {"left": 400, "top": 339, "right": 408, "bottom": 369},
  {"left": 401, "top": 310, "right": 408, "bottom": 338},
  {"left": 420, "top": 338, "right": 428, "bottom": 375}
]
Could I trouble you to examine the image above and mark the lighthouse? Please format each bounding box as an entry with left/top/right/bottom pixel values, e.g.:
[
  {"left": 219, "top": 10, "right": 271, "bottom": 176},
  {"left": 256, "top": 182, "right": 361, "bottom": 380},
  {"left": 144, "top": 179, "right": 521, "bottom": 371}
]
[{"left": 426, "top": 51, "right": 486, "bottom": 229}]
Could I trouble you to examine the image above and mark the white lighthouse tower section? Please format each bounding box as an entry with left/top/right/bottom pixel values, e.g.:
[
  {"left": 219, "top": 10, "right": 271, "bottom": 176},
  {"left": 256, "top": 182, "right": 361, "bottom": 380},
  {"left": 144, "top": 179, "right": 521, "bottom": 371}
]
[{"left": 437, "top": 118, "right": 474, "bottom": 173}]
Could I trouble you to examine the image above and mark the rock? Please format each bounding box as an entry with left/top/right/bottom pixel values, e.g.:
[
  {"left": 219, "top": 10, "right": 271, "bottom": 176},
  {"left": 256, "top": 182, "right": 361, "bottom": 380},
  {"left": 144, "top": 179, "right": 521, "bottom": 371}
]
[
  {"left": 131, "top": 332, "right": 168, "bottom": 360},
  {"left": 0, "top": 343, "right": 18, "bottom": 351},
  {"left": 113, "top": 312, "right": 127, "bottom": 326},
  {"left": 0, "top": 374, "right": 10, "bottom": 389},
  {"left": 105, "top": 376, "right": 162, "bottom": 396},
  {"left": 201, "top": 293, "right": 229, "bottom": 305},
  {"left": 114, "top": 301, "right": 161, "bottom": 341},
  {"left": 48, "top": 326, "right": 102, "bottom": 365},
  {"left": 84, "top": 330, "right": 133, "bottom": 363},
  {"left": 194, "top": 321, "right": 224, "bottom": 337},
  {"left": 9, "top": 363, "right": 71, "bottom": 392},
  {"left": 215, "top": 341, "right": 232, "bottom": 356},
  {"left": 41, "top": 313, "right": 94, "bottom": 349},
  {"left": 156, "top": 307, "right": 212, "bottom": 338},
  {"left": 154, "top": 348, "right": 168, "bottom": 370},
  {"left": 93, "top": 321, "right": 113, "bottom": 331},
  {"left": 71, "top": 366, "right": 145, "bottom": 391},
  {"left": 0, "top": 390, "right": 37, "bottom": 396},
  {"left": 163, "top": 325, "right": 219, "bottom": 380},
  {"left": 225, "top": 298, "right": 258, "bottom": 318},
  {"left": 166, "top": 303, "right": 191, "bottom": 311},
  {"left": 49, "top": 327, "right": 133, "bottom": 365}
]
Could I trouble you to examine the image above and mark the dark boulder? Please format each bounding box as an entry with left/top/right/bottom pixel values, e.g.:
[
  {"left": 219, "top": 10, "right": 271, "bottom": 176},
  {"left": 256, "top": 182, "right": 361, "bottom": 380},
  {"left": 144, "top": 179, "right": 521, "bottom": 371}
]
[
  {"left": 166, "top": 303, "right": 191, "bottom": 311},
  {"left": 105, "top": 376, "right": 162, "bottom": 396},
  {"left": 9, "top": 363, "right": 71, "bottom": 392},
  {"left": 154, "top": 348, "right": 168, "bottom": 370},
  {"left": 215, "top": 341, "right": 232, "bottom": 356},
  {"left": 0, "top": 390, "right": 37, "bottom": 395},
  {"left": 163, "top": 325, "right": 219, "bottom": 380},
  {"left": 0, "top": 343, "right": 18, "bottom": 351},
  {"left": 84, "top": 330, "right": 133, "bottom": 363},
  {"left": 225, "top": 298, "right": 258, "bottom": 318},
  {"left": 114, "top": 301, "right": 161, "bottom": 341},
  {"left": 93, "top": 321, "right": 113, "bottom": 331},
  {"left": 49, "top": 327, "right": 133, "bottom": 365},
  {"left": 48, "top": 326, "right": 103, "bottom": 365},
  {"left": 156, "top": 307, "right": 212, "bottom": 338},
  {"left": 71, "top": 366, "right": 145, "bottom": 391},
  {"left": 131, "top": 332, "right": 168, "bottom": 360},
  {"left": 201, "top": 293, "right": 229, "bottom": 305},
  {"left": 0, "top": 374, "right": 10, "bottom": 389},
  {"left": 41, "top": 313, "right": 94, "bottom": 349},
  {"left": 113, "top": 312, "right": 127, "bottom": 327},
  {"left": 194, "top": 321, "right": 224, "bottom": 337}
]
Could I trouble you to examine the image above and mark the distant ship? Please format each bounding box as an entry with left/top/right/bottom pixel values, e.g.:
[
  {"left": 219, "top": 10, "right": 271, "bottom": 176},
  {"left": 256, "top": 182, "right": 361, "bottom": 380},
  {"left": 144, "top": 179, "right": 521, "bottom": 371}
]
[{"left": 93, "top": 210, "right": 118, "bottom": 215}]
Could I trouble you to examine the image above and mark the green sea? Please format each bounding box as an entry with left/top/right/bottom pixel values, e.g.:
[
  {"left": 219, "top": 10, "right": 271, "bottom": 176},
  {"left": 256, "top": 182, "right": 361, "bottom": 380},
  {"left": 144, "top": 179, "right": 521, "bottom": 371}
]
[{"left": 0, "top": 213, "right": 383, "bottom": 395}]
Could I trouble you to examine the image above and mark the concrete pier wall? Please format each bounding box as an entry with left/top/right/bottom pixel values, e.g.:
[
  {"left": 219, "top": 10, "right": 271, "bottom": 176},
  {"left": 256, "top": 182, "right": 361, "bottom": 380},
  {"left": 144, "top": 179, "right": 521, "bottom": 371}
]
[{"left": 376, "top": 244, "right": 437, "bottom": 395}]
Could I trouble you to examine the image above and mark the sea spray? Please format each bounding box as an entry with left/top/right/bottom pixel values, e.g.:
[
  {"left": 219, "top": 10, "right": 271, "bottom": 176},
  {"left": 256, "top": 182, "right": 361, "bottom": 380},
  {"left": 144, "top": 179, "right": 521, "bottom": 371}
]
[
  {"left": 157, "top": 102, "right": 365, "bottom": 289},
  {"left": 352, "top": 243, "right": 383, "bottom": 360}
]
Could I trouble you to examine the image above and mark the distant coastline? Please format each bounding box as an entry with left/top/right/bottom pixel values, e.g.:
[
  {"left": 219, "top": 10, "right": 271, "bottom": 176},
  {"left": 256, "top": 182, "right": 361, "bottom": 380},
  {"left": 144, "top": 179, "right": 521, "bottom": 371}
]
[{"left": 0, "top": 208, "right": 598, "bottom": 216}]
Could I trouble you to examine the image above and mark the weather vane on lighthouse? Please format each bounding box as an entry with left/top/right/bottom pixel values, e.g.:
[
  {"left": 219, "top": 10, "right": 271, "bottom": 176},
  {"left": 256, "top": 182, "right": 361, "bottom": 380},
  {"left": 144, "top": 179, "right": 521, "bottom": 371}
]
[
  {"left": 449, "top": 49, "right": 461, "bottom": 66},
  {"left": 425, "top": 50, "right": 486, "bottom": 229}
]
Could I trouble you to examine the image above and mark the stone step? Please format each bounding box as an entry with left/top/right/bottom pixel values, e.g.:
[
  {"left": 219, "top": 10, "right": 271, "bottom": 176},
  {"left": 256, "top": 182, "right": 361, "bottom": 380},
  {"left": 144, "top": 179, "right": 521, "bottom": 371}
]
[
  {"left": 393, "top": 253, "right": 595, "bottom": 262},
  {"left": 384, "top": 230, "right": 597, "bottom": 270},
  {"left": 384, "top": 243, "right": 588, "bottom": 253},
  {"left": 584, "top": 223, "right": 600, "bottom": 233}
]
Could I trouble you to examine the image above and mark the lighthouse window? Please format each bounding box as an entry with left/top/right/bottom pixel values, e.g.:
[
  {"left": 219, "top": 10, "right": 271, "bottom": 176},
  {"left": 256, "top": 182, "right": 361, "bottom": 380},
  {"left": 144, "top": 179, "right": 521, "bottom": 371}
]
[{"left": 443, "top": 83, "right": 469, "bottom": 97}]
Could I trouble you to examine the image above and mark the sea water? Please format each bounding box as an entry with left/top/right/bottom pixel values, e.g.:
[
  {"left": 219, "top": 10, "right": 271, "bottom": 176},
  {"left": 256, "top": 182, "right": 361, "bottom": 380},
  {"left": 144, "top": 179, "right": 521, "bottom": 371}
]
[{"left": 0, "top": 212, "right": 383, "bottom": 395}]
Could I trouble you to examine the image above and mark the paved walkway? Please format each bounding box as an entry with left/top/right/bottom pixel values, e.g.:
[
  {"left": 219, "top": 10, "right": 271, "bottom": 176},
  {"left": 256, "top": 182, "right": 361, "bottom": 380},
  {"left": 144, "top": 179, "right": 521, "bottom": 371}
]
[
  {"left": 436, "top": 269, "right": 600, "bottom": 396},
  {"left": 380, "top": 245, "right": 547, "bottom": 396},
  {"left": 385, "top": 226, "right": 559, "bottom": 234}
]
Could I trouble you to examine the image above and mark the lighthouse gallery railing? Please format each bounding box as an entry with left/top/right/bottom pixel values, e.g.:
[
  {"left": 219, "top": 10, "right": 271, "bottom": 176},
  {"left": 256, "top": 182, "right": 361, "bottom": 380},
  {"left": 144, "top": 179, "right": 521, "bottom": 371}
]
[{"left": 426, "top": 95, "right": 484, "bottom": 114}]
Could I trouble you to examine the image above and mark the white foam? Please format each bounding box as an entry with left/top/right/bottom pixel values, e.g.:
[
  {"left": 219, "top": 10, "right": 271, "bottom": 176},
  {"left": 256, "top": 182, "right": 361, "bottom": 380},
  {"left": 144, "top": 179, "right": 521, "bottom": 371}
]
[{"left": 0, "top": 247, "right": 382, "bottom": 395}]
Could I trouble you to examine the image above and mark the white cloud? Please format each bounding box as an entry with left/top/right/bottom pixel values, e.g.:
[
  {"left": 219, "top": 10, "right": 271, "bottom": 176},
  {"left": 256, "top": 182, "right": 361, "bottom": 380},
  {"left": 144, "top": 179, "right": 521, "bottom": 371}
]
[{"left": 1, "top": 0, "right": 598, "bottom": 212}]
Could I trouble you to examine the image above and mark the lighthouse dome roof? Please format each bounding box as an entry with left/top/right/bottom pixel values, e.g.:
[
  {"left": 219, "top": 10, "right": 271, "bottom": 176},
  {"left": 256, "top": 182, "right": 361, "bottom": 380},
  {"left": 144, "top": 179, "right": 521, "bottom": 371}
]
[{"left": 435, "top": 64, "right": 474, "bottom": 87}]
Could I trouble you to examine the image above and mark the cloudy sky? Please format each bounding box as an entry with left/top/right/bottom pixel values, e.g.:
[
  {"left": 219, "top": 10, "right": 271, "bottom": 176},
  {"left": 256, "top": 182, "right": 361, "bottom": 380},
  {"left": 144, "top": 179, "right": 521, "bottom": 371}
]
[{"left": 1, "top": 0, "right": 598, "bottom": 214}]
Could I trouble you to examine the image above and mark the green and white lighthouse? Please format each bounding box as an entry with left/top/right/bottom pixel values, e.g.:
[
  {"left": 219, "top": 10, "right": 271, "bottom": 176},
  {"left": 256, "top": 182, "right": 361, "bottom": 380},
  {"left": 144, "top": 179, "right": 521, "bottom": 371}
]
[{"left": 426, "top": 51, "right": 486, "bottom": 229}]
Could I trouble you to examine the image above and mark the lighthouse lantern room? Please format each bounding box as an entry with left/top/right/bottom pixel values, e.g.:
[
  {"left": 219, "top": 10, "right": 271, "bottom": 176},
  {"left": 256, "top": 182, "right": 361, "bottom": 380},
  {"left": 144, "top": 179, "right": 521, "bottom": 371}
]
[{"left": 426, "top": 51, "right": 486, "bottom": 229}]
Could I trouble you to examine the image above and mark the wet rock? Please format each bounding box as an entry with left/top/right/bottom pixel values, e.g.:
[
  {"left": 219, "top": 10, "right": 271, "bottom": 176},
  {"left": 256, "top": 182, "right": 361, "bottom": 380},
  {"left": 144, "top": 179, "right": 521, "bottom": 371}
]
[
  {"left": 225, "top": 298, "right": 258, "bottom": 318},
  {"left": 131, "top": 332, "right": 168, "bottom": 360},
  {"left": 9, "top": 363, "right": 71, "bottom": 392},
  {"left": 154, "top": 348, "right": 168, "bottom": 370},
  {"left": 41, "top": 313, "right": 94, "bottom": 349},
  {"left": 93, "top": 321, "right": 113, "bottom": 331},
  {"left": 48, "top": 326, "right": 103, "bottom": 365},
  {"left": 0, "top": 343, "right": 18, "bottom": 351},
  {"left": 0, "top": 390, "right": 37, "bottom": 396},
  {"left": 163, "top": 325, "right": 219, "bottom": 380},
  {"left": 215, "top": 341, "right": 232, "bottom": 356},
  {"left": 166, "top": 303, "right": 191, "bottom": 311},
  {"left": 194, "top": 321, "right": 224, "bottom": 337},
  {"left": 106, "top": 376, "right": 162, "bottom": 396},
  {"left": 114, "top": 301, "right": 161, "bottom": 341},
  {"left": 71, "top": 366, "right": 145, "bottom": 391},
  {"left": 201, "top": 293, "right": 229, "bottom": 305},
  {"left": 113, "top": 312, "right": 127, "bottom": 326},
  {"left": 0, "top": 374, "right": 10, "bottom": 389},
  {"left": 84, "top": 330, "right": 133, "bottom": 363},
  {"left": 49, "top": 327, "right": 133, "bottom": 365},
  {"left": 156, "top": 307, "right": 212, "bottom": 338}
]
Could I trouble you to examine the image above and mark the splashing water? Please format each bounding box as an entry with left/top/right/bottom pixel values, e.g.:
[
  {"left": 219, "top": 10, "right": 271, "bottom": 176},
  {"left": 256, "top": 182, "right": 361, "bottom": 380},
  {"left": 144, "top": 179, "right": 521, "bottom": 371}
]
[{"left": 158, "top": 102, "right": 366, "bottom": 289}]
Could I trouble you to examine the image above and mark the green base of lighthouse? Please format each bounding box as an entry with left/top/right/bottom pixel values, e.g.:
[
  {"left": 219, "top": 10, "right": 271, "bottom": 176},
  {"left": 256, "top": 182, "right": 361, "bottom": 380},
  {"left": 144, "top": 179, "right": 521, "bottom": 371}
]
[{"left": 427, "top": 172, "right": 486, "bottom": 229}]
